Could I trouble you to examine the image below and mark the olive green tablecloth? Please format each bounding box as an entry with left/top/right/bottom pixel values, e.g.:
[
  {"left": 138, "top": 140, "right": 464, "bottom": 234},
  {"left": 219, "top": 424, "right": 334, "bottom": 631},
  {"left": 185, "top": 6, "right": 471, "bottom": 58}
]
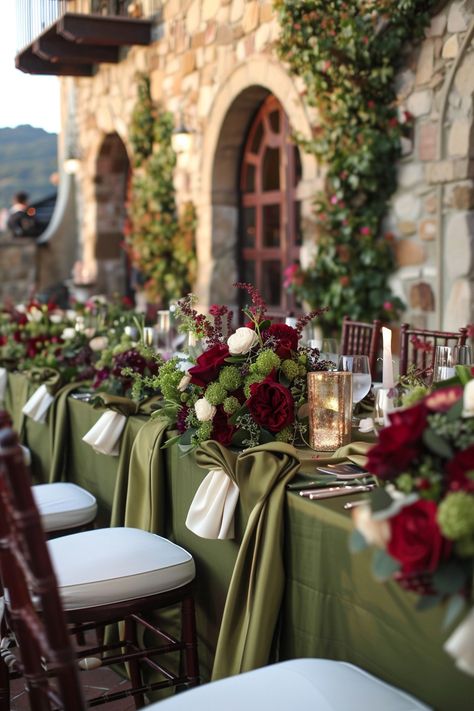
[{"left": 4, "top": 373, "right": 473, "bottom": 709}]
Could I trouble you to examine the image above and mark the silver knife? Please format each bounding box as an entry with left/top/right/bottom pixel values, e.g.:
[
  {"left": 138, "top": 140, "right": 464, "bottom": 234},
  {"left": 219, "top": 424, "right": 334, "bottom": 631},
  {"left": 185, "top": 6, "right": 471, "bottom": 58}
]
[{"left": 299, "top": 484, "right": 375, "bottom": 500}]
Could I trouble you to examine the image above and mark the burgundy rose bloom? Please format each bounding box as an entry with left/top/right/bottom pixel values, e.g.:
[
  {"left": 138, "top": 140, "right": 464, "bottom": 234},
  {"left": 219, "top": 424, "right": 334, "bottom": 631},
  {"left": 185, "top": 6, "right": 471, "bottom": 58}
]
[
  {"left": 366, "top": 402, "right": 427, "bottom": 478},
  {"left": 424, "top": 386, "right": 463, "bottom": 413},
  {"left": 388, "top": 500, "right": 451, "bottom": 576},
  {"left": 446, "top": 446, "right": 474, "bottom": 493},
  {"left": 247, "top": 375, "right": 294, "bottom": 433},
  {"left": 92, "top": 367, "right": 111, "bottom": 389},
  {"left": 211, "top": 405, "right": 235, "bottom": 446},
  {"left": 188, "top": 343, "right": 230, "bottom": 387},
  {"left": 262, "top": 324, "right": 298, "bottom": 359},
  {"left": 176, "top": 405, "right": 190, "bottom": 434}
]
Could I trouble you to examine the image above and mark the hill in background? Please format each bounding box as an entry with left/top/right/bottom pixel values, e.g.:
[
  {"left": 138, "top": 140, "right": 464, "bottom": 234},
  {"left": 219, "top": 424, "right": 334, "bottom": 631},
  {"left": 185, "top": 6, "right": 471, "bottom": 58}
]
[{"left": 0, "top": 125, "right": 58, "bottom": 211}]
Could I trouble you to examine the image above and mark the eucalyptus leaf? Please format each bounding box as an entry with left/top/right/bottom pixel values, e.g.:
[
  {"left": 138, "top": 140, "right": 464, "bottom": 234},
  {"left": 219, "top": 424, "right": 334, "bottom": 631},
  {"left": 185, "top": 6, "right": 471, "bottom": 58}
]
[
  {"left": 432, "top": 561, "right": 468, "bottom": 596},
  {"left": 369, "top": 487, "right": 393, "bottom": 513},
  {"left": 443, "top": 594, "right": 466, "bottom": 631},
  {"left": 422, "top": 428, "right": 453, "bottom": 459},
  {"left": 161, "top": 434, "right": 182, "bottom": 449},
  {"left": 416, "top": 595, "right": 443, "bottom": 612},
  {"left": 349, "top": 529, "right": 368, "bottom": 553},
  {"left": 371, "top": 548, "right": 400, "bottom": 581}
]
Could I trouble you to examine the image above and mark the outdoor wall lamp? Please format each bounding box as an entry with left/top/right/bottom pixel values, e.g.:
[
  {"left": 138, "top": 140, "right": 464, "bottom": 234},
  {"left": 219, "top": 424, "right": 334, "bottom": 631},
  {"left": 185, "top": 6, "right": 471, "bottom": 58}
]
[{"left": 172, "top": 115, "right": 193, "bottom": 155}]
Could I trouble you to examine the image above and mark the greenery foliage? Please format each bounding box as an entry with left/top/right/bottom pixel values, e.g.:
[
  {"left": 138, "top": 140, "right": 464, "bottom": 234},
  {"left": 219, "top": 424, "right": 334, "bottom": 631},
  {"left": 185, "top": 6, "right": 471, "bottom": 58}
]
[
  {"left": 126, "top": 75, "right": 196, "bottom": 306},
  {"left": 274, "top": 0, "right": 436, "bottom": 332}
]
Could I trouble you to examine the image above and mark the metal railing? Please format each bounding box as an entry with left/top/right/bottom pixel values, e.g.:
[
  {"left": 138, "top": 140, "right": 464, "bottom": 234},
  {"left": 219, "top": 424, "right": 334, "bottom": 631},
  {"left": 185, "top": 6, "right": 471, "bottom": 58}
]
[{"left": 16, "top": 0, "right": 161, "bottom": 50}]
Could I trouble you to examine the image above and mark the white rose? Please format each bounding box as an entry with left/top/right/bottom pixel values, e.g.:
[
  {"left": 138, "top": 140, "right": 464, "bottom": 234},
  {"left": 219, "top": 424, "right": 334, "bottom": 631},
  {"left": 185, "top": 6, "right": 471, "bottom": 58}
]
[
  {"left": 352, "top": 504, "right": 390, "bottom": 549},
  {"left": 462, "top": 379, "right": 474, "bottom": 418},
  {"left": 89, "top": 336, "right": 109, "bottom": 352},
  {"left": 27, "top": 307, "right": 43, "bottom": 323},
  {"left": 227, "top": 327, "right": 259, "bottom": 355},
  {"left": 84, "top": 327, "right": 96, "bottom": 339},
  {"left": 61, "top": 327, "right": 76, "bottom": 340},
  {"left": 178, "top": 373, "right": 191, "bottom": 392},
  {"left": 194, "top": 398, "right": 216, "bottom": 422},
  {"left": 49, "top": 312, "right": 63, "bottom": 324}
]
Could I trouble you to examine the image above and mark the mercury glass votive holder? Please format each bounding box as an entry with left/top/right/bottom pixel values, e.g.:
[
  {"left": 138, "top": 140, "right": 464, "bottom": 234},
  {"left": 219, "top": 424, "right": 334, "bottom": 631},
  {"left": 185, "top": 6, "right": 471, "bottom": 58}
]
[
  {"left": 307, "top": 371, "right": 352, "bottom": 451},
  {"left": 142, "top": 327, "right": 154, "bottom": 347}
]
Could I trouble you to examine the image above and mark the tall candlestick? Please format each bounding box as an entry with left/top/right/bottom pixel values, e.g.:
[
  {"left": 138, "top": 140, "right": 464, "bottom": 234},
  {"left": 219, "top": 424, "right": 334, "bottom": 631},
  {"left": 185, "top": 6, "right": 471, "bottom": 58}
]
[{"left": 381, "top": 326, "right": 394, "bottom": 389}]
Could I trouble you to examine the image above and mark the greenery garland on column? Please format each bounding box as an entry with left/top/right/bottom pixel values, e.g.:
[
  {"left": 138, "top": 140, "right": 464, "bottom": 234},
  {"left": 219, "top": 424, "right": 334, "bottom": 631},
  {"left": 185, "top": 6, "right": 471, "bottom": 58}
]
[
  {"left": 125, "top": 74, "right": 196, "bottom": 306},
  {"left": 274, "top": 0, "right": 436, "bottom": 333}
]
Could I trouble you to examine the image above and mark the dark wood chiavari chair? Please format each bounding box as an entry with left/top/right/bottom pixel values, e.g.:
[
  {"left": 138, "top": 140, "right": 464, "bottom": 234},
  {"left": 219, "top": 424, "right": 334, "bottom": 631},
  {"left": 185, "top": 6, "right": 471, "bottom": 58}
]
[
  {"left": 399, "top": 324, "right": 468, "bottom": 377},
  {"left": 340, "top": 316, "right": 382, "bottom": 380}
]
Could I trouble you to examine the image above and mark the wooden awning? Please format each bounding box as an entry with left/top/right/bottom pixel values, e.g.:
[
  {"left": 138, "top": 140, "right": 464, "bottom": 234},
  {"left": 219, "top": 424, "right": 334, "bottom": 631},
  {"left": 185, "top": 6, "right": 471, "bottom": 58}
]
[{"left": 15, "top": 12, "right": 154, "bottom": 76}]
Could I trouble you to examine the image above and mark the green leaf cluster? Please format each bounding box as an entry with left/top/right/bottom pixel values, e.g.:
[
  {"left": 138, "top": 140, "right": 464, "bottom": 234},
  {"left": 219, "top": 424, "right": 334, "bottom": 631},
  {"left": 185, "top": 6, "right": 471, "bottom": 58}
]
[
  {"left": 274, "top": 0, "right": 436, "bottom": 332},
  {"left": 126, "top": 75, "right": 197, "bottom": 306}
]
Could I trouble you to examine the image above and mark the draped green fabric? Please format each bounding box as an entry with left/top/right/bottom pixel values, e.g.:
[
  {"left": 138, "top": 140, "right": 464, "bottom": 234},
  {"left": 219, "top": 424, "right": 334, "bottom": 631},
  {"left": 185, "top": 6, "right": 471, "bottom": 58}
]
[
  {"left": 4, "top": 371, "right": 29, "bottom": 434},
  {"left": 26, "top": 367, "right": 62, "bottom": 394},
  {"left": 111, "top": 417, "right": 168, "bottom": 533},
  {"left": 195, "top": 440, "right": 301, "bottom": 680},
  {"left": 48, "top": 382, "right": 87, "bottom": 482}
]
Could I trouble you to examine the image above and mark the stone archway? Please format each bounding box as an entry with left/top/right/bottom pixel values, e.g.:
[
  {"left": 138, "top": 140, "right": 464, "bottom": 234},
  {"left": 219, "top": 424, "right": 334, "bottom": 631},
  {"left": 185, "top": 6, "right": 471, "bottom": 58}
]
[
  {"left": 94, "top": 132, "right": 130, "bottom": 297},
  {"left": 196, "top": 56, "right": 319, "bottom": 309}
]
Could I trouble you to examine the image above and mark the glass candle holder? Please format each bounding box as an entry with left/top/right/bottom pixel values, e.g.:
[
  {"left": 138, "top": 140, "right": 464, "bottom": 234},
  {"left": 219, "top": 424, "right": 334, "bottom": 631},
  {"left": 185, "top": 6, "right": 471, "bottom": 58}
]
[
  {"left": 307, "top": 371, "right": 352, "bottom": 451},
  {"left": 142, "top": 327, "right": 154, "bottom": 347}
]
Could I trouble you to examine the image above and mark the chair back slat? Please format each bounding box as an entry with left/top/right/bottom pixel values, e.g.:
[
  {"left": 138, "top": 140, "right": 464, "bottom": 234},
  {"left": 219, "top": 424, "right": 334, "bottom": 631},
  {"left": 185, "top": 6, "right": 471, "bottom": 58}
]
[
  {"left": 340, "top": 316, "right": 382, "bottom": 380},
  {"left": 399, "top": 324, "right": 468, "bottom": 377},
  {"left": 0, "top": 424, "right": 87, "bottom": 711}
]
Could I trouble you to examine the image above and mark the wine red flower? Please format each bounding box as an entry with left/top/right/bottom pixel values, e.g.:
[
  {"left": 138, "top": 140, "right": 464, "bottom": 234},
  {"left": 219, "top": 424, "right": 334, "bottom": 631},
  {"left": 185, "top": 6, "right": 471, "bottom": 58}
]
[
  {"left": 188, "top": 343, "right": 230, "bottom": 387},
  {"left": 446, "top": 446, "right": 474, "bottom": 493},
  {"left": 366, "top": 402, "right": 427, "bottom": 478},
  {"left": 388, "top": 500, "right": 451, "bottom": 576},
  {"left": 211, "top": 405, "right": 235, "bottom": 447},
  {"left": 247, "top": 375, "right": 294, "bottom": 433},
  {"left": 262, "top": 324, "right": 298, "bottom": 359}
]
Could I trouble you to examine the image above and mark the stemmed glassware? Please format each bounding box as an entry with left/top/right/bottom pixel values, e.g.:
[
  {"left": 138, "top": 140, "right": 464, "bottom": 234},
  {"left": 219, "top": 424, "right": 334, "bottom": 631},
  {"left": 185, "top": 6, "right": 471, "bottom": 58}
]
[
  {"left": 319, "top": 338, "right": 339, "bottom": 370},
  {"left": 338, "top": 355, "right": 372, "bottom": 422},
  {"left": 432, "top": 345, "right": 473, "bottom": 383}
]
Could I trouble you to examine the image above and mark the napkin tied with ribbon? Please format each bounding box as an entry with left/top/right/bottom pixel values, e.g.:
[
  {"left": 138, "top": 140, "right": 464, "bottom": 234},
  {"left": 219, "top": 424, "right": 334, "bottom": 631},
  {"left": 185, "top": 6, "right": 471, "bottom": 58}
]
[
  {"left": 82, "top": 393, "right": 140, "bottom": 457},
  {"left": 22, "top": 368, "right": 62, "bottom": 423},
  {"left": 0, "top": 368, "right": 7, "bottom": 404},
  {"left": 186, "top": 468, "right": 240, "bottom": 540}
]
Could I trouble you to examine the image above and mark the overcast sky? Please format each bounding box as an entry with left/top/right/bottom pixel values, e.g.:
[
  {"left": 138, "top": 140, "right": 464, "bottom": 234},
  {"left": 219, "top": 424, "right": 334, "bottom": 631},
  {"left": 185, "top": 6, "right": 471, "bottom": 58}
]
[{"left": 0, "top": 3, "right": 60, "bottom": 134}]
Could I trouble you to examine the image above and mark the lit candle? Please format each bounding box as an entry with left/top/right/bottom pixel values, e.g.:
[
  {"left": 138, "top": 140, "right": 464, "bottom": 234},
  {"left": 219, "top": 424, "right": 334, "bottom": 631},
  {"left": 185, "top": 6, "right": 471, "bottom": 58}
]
[{"left": 382, "top": 326, "right": 394, "bottom": 389}]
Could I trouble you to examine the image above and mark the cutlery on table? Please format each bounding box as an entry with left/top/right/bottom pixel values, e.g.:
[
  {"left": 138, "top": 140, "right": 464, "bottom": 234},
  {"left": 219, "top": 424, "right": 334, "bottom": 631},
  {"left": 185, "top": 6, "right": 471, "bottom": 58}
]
[{"left": 299, "top": 484, "right": 375, "bottom": 500}]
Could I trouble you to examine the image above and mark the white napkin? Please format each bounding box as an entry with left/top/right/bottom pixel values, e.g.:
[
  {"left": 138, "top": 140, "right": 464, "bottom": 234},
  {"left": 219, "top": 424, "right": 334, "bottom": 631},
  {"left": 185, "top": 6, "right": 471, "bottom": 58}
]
[
  {"left": 82, "top": 410, "right": 127, "bottom": 456},
  {"left": 444, "top": 606, "right": 474, "bottom": 676},
  {"left": 186, "top": 468, "right": 239, "bottom": 540},
  {"left": 22, "top": 384, "right": 55, "bottom": 423},
  {"left": 0, "top": 367, "right": 7, "bottom": 404}
]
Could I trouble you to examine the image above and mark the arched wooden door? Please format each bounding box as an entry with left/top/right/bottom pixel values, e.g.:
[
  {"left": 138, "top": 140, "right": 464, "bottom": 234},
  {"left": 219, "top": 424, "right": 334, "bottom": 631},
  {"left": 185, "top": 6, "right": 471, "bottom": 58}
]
[{"left": 239, "top": 95, "right": 302, "bottom": 319}]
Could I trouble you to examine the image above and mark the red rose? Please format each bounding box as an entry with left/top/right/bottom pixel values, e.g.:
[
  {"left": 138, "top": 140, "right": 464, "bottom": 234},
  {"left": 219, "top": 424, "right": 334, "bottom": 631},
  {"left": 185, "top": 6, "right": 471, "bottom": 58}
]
[
  {"left": 247, "top": 375, "right": 294, "bottom": 433},
  {"left": 366, "top": 402, "right": 427, "bottom": 478},
  {"left": 446, "top": 446, "right": 474, "bottom": 493},
  {"left": 188, "top": 343, "right": 230, "bottom": 387},
  {"left": 388, "top": 500, "right": 451, "bottom": 576},
  {"left": 262, "top": 324, "right": 298, "bottom": 359},
  {"left": 211, "top": 406, "right": 235, "bottom": 447}
]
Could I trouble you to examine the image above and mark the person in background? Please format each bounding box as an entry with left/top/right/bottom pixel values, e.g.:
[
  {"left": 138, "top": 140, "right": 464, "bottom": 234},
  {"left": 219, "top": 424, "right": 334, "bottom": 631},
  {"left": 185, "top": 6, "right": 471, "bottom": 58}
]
[{"left": 7, "top": 192, "right": 41, "bottom": 238}]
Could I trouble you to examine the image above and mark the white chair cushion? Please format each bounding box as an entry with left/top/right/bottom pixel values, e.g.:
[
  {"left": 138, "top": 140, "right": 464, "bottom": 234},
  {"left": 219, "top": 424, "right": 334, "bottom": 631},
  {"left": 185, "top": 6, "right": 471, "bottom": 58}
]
[
  {"left": 33, "top": 482, "right": 97, "bottom": 532},
  {"left": 47, "top": 527, "right": 195, "bottom": 610},
  {"left": 147, "top": 659, "right": 431, "bottom": 711}
]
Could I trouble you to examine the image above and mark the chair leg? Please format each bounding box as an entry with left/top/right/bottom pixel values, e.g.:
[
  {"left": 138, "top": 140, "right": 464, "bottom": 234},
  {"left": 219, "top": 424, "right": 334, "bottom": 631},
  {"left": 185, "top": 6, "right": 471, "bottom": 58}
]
[
  {"left": 181, "top": 595, "right": 199, "bottom": 688},
  {"left": 124, "top": 617, "right": 145, "bottom": 709},
  {"left": 0, "top": 655, "right": 10, "bottom": 711}
]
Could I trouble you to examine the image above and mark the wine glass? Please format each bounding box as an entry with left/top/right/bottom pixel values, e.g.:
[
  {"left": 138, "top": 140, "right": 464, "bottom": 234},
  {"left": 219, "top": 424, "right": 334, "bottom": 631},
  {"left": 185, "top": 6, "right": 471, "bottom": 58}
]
[
  {"left": 319, "top": 338, "right": 339, "bottom": 370},
  {"left": 338, "top": 355, "right": 372, "bottom": 421}
]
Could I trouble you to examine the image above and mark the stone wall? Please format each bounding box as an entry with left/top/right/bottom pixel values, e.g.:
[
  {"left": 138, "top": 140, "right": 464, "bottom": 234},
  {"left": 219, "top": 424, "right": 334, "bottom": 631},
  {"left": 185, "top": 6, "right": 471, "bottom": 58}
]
[
  {"left": 388, "top": 0, "right": 474, "bottom": 329},
  {"left": 0, "top": 236, "right": 37, "bottom": 303},
  {"left": 62, "top": 0, "right": 473, "bottom": 327}
]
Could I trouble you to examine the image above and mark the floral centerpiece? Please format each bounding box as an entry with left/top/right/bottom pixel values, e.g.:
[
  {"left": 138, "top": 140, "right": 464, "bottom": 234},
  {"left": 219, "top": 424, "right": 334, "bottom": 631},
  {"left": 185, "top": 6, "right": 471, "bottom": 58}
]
[
  {"left": 129, "top": 283, "right": 329, "bottom": 450},
  {"left": 351, "top": 366, "right": 474, "bottom": 675}
]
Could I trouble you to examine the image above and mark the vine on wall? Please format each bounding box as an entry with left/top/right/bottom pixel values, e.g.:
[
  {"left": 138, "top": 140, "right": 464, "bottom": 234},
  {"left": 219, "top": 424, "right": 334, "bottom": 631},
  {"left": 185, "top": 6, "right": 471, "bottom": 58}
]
[
  {"left": 125, "top": 75, "right": 196, "bottom": 306},
  {"left": 274, "top": 0, "right": 436, "bottom": 332}
]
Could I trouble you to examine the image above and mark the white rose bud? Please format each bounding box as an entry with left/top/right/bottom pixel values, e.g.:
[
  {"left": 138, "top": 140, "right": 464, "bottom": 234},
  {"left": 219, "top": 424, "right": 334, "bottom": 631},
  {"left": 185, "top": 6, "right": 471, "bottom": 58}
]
[
  {"left": 178, "top": 373, "right": 191, "bottom": 392},
  {"left": 352, "top": 504, "right": 391, "bottom": 549},
  {"left": 49, "top": 312, "right": 63, "bottom": 324},
  {"left": 27, "top": 307, "right": 43, "bottom": 323},
  {"left": 227, "top": 327, "right": 259, "bottom": 356},
  {"left": 89, "top": 336, "right": 109, "bottom": 352},
  {"left": 61, "top": 327, "right": 76, "bottom": 340},
  {"left": 462, "top": 379, "right": 474, "bottom": 418},
  {"left": 194, "top": 398, "right": 216, "bottom": 422}
]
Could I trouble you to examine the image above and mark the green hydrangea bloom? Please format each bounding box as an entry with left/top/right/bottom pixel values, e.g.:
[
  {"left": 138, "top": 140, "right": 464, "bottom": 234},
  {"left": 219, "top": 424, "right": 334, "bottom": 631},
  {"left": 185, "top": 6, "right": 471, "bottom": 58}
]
[
  {"left": 401, "top": 385, "right": 429, "bottom": 408},
  {"left": 205, "top": 382, "right": 227, "bottom": 405},
  {"left": 223, "top": 396, "right": 240, "bottom": 415},
  {"left": 395, "top": 473, "right": 414, "bottom": 493},
  {"left": 244, "top": 373, "right": 264, "bottom": 399},
  {"left": 219, "top": 366, "right": 242, "bottom": 391},
  {"left": 197, "top": 420, "right": 213, "bottom": 441},
  {"left": 437, "top": 492, "right": 474, "bottom": 540},
  {"left": 281, "top": 359, "right": 299, "bottom": 381},
  {"left": 275, "top": 427, "right": 292, "bottom": 442},
  {"left": 255, "top": 349, "right": 280, "bottom": 375}
]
